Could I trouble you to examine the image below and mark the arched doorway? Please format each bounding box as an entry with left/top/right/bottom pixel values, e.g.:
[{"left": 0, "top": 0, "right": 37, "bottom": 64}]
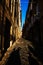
[{"left": 4, "top": 18, "right": 11, "bottom": 52}]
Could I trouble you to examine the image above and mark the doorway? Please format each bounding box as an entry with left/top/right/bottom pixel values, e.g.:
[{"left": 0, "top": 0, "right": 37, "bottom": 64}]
[{"left": 4, "top": 18, "right": 11, "bottom": 52}]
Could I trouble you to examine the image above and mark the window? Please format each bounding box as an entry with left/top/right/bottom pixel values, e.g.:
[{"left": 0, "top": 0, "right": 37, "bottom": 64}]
[
  {"left": 9, "top": 0, "right": 11, "bottom": 9},
  {"left": 31, "top": 16, "right": 33, "bottom": 24},
  {"left": 11, "top": 0, "right": 13, "bottom": 13},
  {"left": 31, "top": 2, "right": 32, "bottom": 10},
  {"left": 14, "top": 0, "right": 17, "bottom": 17},
  {"left": 36, "top": 3, "right": 40, "bottom": 15}
]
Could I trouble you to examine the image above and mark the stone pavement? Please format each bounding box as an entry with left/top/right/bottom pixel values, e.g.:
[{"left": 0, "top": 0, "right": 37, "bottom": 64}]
[
  {"left": 0, "top": 39, "right": 18, "bottom": 65},
  {"left": 0, "top": 38, "right": 43, "bottom": 65}
]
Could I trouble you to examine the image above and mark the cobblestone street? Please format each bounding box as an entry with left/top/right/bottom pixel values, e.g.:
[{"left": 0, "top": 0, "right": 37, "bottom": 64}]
[{"left": 0, "top": 38, "right": 43, "bottom": 65}]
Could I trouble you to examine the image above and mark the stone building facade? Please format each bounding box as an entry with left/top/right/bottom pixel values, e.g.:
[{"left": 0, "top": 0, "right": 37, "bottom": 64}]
[
  {"left": 0, "top": 0, "right": 22, "bottom": 59},
  {"left": 22, "top": 0, "right": 43, "bottom": 63}
]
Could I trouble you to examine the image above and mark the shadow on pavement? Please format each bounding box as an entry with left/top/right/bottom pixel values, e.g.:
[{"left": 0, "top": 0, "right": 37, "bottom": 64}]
[
  {"left": 5, "top": 48, "right": 21, "bottom": 65},
  {"left": 28, "top": 54, "right": 39, "bottom": 65}
]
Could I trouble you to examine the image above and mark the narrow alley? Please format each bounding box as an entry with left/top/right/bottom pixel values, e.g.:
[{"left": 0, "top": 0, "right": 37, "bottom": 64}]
[
  {"left": 0, "top": 0, "right": 43, "bottom": 65},
  {"left": 0, "top": 38, "right": 43, "bottom": 65}
]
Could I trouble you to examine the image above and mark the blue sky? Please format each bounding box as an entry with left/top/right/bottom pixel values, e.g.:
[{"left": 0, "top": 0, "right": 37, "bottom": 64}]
[{"left": 20, "top": 0, "right": 29, "bottom": 27}]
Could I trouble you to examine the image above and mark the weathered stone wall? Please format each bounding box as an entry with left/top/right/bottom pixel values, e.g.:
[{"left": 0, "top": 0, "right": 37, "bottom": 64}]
[
  {"left": 0, "top": 0, "right": 22, "bottom": 59},
  {"left": 22, "top": 0, "right": 43, "bottom": 62}
]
